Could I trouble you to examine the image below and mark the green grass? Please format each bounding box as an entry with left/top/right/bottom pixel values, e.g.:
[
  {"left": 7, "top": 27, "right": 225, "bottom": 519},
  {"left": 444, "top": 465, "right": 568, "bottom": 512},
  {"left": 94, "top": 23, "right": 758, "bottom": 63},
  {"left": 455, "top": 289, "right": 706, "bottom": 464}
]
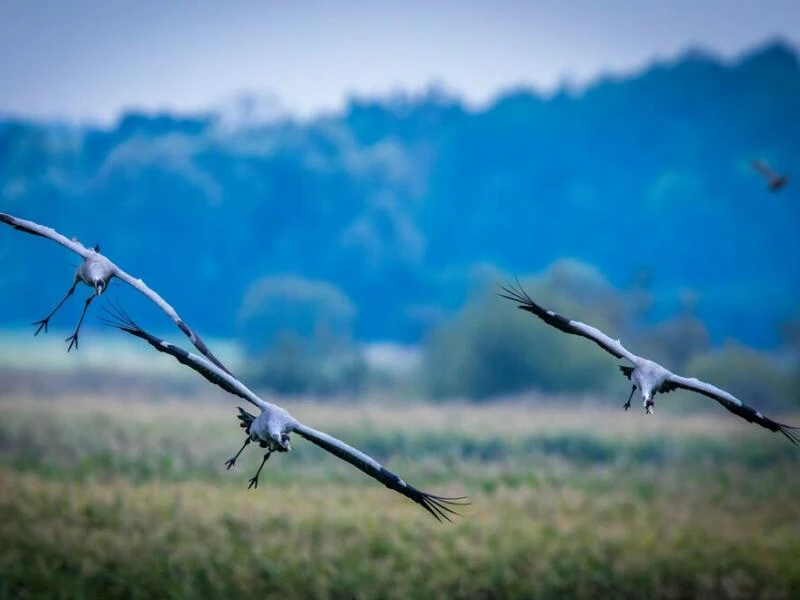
[{"left": 0, "top": 395, "right": 799, "bottom": 599}]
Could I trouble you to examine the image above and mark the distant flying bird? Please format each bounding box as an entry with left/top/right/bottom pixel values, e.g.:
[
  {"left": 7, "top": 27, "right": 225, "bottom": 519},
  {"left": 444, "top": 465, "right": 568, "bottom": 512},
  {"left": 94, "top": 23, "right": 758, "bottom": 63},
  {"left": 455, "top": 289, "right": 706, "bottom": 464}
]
[
  {"left": 0, "top": 212, "right": 228, "bottom": 371},
  {"left": 498, "top": 280, "right": 800, "bottom": 444},
  {"left": 751, "top": 159, "right": 789, "bottom": 192},
  {"left": 100, "top": 301, "right": 466, "bottom": 522}
]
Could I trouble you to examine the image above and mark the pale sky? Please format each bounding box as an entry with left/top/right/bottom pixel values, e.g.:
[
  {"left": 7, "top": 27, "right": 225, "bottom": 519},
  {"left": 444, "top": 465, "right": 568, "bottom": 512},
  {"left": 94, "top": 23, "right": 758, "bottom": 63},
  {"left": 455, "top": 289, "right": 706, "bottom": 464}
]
[{"left": 1, "top": 0, "right": 798, "bottom": 124}]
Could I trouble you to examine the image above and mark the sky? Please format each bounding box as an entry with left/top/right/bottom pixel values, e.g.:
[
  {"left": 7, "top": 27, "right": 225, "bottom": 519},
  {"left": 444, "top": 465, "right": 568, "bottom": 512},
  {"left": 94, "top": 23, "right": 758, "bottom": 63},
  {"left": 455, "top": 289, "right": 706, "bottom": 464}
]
[{"left": 1, "top": 0, "right": 799, "bottom": 124}]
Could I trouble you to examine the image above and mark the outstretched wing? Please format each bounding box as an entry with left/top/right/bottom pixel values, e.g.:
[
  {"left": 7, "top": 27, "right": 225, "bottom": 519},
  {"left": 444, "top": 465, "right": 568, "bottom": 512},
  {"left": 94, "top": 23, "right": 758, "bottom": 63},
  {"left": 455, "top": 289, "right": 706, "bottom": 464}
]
[
  {"left": 99, "top": 301, "right": 269, "bottom": 413},
  {"left": 103, "top": 301, "right": 466, "bottom": 522},
  {"left": 1, "top": 211, "right": 230, "bottom": 374},
  {"left": 110, "top": 268, "right": 231, "bottom": 374},
  {"left": 0, "top": 212, "right": 94, "bottom": 259},
  {"left": 498, "top": 278, "right": 638, "bottom": 363},
  {"left": 290, "top": 422, "right": 468, "bottom": 522},
  {"left": 751, "top": 159, "right": 775, "bottom": 179},
  {"left": 666, "top": 373, "right": 800, "bottom": 445}
]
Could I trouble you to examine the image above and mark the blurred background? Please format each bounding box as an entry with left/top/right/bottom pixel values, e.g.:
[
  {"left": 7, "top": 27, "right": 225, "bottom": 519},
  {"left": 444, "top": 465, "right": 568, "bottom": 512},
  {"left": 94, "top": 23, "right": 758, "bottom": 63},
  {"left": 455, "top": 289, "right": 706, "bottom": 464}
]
[{"left": 1, "top": 1, "right": 799, "bottom": 598}]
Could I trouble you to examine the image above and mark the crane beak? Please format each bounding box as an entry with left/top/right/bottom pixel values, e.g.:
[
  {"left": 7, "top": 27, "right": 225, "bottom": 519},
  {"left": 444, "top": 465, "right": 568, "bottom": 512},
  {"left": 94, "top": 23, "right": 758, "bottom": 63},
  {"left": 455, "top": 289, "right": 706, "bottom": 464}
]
[{"left": 280, "top": 434, "right": 292, "bottom": 452}]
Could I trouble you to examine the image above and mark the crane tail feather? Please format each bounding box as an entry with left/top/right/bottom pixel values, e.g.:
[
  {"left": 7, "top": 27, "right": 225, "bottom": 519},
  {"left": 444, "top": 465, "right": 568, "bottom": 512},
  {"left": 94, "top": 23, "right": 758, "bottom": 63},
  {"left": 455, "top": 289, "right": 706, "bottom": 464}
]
[{"left": 236, "top": 406, "right": 256, "bottom": 434}]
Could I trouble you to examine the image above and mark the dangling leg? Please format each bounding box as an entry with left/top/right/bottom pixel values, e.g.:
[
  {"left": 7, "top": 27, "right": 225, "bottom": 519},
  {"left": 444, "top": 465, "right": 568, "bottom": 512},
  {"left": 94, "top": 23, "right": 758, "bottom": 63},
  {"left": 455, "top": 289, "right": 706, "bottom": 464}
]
[
  {"left": 622, "top": 386, "right": 635, "bottom": 411},
  {"left": 248, "top": 450, "right": 272, "bottom": 489},
  {"left": 225, "top": 437, "right": 251, "bottom": 470},
  {"left": 65, "top": 292, "right": 97, "bottom": 352},
  {"left": 33, "top": 280, "right": 78, "bottom": 336}
]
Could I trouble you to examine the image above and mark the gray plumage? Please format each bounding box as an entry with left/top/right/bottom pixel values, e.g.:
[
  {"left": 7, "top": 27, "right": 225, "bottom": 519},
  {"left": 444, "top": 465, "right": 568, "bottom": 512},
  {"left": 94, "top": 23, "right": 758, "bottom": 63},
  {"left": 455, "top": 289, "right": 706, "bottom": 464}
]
[
  {"left": 100, "top": 301, "right": 466, "bottom": 522},
  {"left": 0, "top": 212, "right": 228, "bottom": 372},
  {"left": 499, "top": 280, "right": 800, "bottom": 444}
]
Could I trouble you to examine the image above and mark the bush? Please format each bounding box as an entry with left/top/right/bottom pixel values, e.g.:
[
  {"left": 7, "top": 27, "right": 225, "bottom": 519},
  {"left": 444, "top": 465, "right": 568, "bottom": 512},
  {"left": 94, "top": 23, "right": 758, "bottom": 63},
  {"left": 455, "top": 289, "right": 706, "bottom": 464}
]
[
  {"left": 247, "top": 329, "right": 368, "bottom": 397},
  {"left": 630, "top": 312, "right": 710, "bottom": 373},
  {"left": 423, "top": 262, "right": 627, "bottom": 400},
  {"left": 236, "top": 274, "right": 355, "bottom": 352}
]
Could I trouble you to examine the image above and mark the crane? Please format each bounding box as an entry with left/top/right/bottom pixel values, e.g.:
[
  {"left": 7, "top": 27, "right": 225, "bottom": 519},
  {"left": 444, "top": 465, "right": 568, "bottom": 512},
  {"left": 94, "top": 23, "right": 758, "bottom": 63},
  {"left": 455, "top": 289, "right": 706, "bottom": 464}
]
[
  {"left": 100, "top": 300, "right": 466, "bottom": 522},
  {"left": 499, "top": 279, "right": 800, "bottom": 444},
  {"left": 0, "top": 212, "right": 229, "bottom": 372}
]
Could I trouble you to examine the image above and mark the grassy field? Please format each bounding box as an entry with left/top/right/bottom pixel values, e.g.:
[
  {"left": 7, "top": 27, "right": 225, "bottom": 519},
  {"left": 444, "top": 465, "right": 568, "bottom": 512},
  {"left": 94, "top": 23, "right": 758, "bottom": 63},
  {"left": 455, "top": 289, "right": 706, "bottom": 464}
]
[{"left": 0, "top": 393, "right": 799, "bottom": 599}]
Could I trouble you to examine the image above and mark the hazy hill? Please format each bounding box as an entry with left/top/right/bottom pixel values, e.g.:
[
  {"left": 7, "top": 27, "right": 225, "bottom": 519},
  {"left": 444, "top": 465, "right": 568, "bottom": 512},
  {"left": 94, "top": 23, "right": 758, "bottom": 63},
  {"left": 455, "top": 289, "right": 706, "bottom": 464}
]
[{"left": 1, "top": 40, "right": 798, "bottom": 350}]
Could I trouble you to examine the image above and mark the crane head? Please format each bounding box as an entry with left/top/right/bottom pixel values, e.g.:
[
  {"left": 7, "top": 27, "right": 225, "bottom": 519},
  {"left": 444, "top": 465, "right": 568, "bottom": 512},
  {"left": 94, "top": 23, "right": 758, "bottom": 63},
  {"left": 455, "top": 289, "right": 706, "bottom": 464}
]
[
  {"left": 265, "top": 431, "right": 291, "bottom": 452},
  {"left": 639, "top": 387, "right": 655, "bottom": 414}
]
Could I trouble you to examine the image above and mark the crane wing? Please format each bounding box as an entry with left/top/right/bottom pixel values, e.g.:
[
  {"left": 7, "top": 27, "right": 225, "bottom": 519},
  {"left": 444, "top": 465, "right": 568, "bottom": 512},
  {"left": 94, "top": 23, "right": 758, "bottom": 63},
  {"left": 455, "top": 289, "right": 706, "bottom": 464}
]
[
  {"left": 0, "top": 212, "right": 94, "bottom": 259},
  {"left": 102, "top": 301, "right": 467, "bottom": 521},
  {"left": 290, "top": 422, "right": 467, "bottom": 522},
  {"left": 498, "top": 279, "right": 638, "bottom": 363},
  {"left": 751, "top": 159, "right": 777, "bottom": 179},
  {"left": 99, "top": 301, "right": 269, "bottom": 413},
  {"left": 110, "top": 267, "right": 231, "bottom": 374},
  {"left": 665, "top": 373, "right": 800, "bottom": 444}
]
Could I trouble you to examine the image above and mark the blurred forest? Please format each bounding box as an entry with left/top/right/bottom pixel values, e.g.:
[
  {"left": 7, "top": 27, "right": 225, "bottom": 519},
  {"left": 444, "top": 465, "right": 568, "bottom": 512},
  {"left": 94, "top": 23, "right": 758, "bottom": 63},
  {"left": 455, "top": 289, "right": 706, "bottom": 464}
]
[{"left": 1, "top": 41, "right": 798, "bottom": 402}]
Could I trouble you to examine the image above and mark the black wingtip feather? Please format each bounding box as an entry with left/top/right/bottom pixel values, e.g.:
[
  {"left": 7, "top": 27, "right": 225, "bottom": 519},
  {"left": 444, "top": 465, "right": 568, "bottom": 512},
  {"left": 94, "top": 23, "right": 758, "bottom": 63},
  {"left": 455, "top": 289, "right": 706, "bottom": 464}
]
[
  {"left": 97, "top": 298, "right": 140, "bottom": 334},
  {"left": 98, "top": 299, "right": 167, "bottom": 352},
  {"left": 496, "top": 275, "right": 536, "bottom": 307},
  {"left": 777, "top": 423, "right": 800, "bottom": 445},
  {"left": 417, "top": 492, "right": 469, "bottom": 523},
  {"left": 414, "top": 488, "right": 470, "bottom": 523},
  {"left": 376, "top": 465, "right": 468, "bottom": 523},
  {"left": 497, "top": 276, "right": 579, "bottom": 336},
  {"left": 0, "top": 213, "right": 45, "bottom": 238},
  {"left": 721, "top": 399, "right": 800, "bottom": 446}
]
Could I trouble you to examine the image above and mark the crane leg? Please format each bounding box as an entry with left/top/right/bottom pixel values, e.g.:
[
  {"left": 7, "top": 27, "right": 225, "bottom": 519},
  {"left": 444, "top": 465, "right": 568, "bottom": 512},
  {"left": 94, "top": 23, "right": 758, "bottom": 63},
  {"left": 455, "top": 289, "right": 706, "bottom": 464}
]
[
  {"left": 65, "top": 292, "right": 97, "bottom": 352},
  {"left": 622, "top": 386, "right": 635, "bottom": 411},
  {"left": 225, "top": 437, "right": 251, "bottom": 470},
  {"left": 248, "top": 450, "right": 272, "bottom": 489},
  {"left": 32, "top": 281, "right": 78, "bottom": 336}
]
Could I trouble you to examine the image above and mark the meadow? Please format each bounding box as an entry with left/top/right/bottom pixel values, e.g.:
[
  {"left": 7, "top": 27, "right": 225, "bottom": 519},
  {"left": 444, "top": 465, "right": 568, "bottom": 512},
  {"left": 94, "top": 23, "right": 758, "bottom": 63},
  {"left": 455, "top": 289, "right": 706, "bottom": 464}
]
[{"left": 0, "top": 390, "right": 798, "bottom": 599}]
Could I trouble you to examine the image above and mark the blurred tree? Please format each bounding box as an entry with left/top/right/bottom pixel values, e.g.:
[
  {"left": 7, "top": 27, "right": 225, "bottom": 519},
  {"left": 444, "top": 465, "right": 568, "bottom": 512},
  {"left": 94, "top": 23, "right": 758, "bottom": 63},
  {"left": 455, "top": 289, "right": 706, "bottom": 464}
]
[
  {"left": 0, "top": 41, "right": 798, "bottom": 348},
  {"left": 246, "top": 325, "right": 369, "bottom": 398},
  {"left": 631, "top": 289, "right": 710, "bottom": 372},
  {"left": 685, "top": 342, "right": 798, "bottom": 410},
  {"left": 236, "top": 274, "right": 355, "bottom": 352},
  {"left": 238, "top": 277, "right": 368, "bottom": 396},
  {"left": 249, "top": 329, "right": 315, "bottom": 395}
]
